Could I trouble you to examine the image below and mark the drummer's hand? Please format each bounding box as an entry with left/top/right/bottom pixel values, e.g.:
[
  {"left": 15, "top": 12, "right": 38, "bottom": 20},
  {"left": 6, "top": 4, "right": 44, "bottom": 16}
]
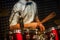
[
  {"left": 35, "top": 16, "right": 45, "bottom": 31},
  {"left": 38, "top": 22, "right": 45, "bottom": 31}
]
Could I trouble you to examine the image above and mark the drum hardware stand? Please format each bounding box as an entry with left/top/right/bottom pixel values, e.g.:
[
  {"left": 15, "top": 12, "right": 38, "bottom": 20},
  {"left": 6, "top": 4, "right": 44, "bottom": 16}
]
[
  {"left": 50, "top": 33, "right": 55, "bottom": 40},
  {"left": 32, "top": 28, "right": 39, "bottom": 40},
  {"left": 9, "top": 31, "right": 13, "bottom": 40},
  {"left": 26, "top": 28, "right": 30, "bottom": 40}
]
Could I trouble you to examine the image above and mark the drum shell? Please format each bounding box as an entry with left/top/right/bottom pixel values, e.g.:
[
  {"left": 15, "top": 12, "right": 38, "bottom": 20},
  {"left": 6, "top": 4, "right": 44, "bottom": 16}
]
[{"left": 51, "top": 27, "right": 59, "bottom": 40}]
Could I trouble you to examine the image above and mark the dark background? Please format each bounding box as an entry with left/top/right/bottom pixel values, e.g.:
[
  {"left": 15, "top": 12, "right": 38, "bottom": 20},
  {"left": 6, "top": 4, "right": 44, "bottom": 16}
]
[{"left": 0, "top": 0, "right": 60, "bottom": 40}]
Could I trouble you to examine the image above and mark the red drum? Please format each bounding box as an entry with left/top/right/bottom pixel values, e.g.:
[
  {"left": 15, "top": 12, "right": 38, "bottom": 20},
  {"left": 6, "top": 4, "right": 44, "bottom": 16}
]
[
  {"left": 12, "top": 30, "right": 23, "bottom": 40},
  {"left": 51, "top": 27, "right": 59, "bottom": 40}
]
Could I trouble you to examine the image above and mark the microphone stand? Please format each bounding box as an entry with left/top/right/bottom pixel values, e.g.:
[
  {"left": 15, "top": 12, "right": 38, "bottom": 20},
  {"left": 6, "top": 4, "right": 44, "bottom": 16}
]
[{"left": 19, "top": 17, "right": 24, "bottom": 35}]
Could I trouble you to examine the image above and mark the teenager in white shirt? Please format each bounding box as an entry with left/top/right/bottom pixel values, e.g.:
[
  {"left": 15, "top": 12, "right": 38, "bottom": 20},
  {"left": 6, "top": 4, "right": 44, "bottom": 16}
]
[{"left": 9, "top": 0, "right": 45, "bottom": 31}]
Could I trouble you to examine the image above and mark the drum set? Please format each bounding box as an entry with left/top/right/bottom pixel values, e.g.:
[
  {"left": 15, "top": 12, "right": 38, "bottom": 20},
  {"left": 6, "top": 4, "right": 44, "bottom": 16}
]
[{"left": 9, "top": 27, "right": 59, "bottom": 40}]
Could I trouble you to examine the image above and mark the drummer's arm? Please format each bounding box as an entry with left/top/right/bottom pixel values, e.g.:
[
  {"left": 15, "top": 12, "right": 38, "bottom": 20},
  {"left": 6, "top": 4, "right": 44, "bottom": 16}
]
[
  {"left": 35, "top": 16, "right": 45, "bottom": 31},
  {"left": 41, "top": 12, "right": 56, "bottom": 24}
]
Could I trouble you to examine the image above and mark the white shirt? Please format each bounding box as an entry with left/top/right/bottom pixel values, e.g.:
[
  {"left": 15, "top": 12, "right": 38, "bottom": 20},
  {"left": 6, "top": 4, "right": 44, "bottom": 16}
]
[{"left": 9, "top": 1, "right": 37, "bottom": 26}]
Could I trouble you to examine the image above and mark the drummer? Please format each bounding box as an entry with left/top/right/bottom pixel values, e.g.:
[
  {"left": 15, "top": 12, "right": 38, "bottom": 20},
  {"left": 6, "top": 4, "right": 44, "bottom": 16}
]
[{"left": 9, "top": 0, "right": 45, "bottom": 31}]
